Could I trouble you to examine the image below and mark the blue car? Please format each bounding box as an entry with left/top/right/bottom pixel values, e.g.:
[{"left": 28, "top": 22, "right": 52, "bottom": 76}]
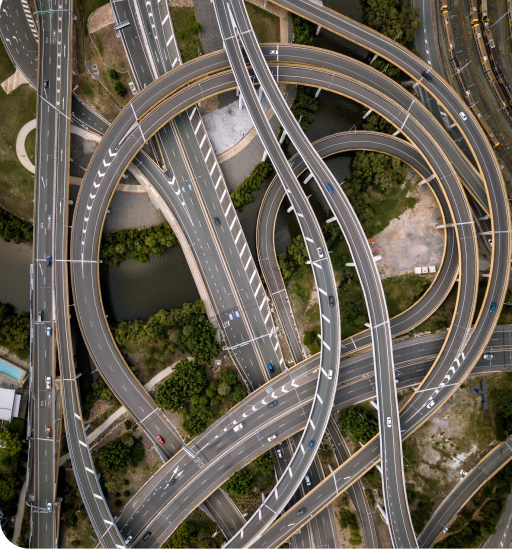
[
  {"left": 490, "top": 302, "right": 497, "bottom": 313},
  {"left": 228, "top": 313, "right": 234, "bottom": 321},
  {"left": 308, "top": 440, "right": 314, "bottom": 450},
  {"left": 234, "top": 310, "right": 240, "bottom": 318},
  {"left": 268, "top": 363, "right": 274, "bottom": 373},
  {"left": 325, "top": 183, "right": 334, "bottom": 194}
]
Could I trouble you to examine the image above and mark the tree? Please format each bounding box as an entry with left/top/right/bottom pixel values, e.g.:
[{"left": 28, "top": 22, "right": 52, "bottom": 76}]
[
  {"left": 278, "top": 235, "right": 308, "bottom": 282},
  {"left": 155, "top": 359, "right": 208, "bottom": 411},
  {"left": 219, "top": 370, "right": 238, "bottom": 386},
  {"left": 230, "top": 158, "right": 273, "bottom": 210},
  {"left": 304, "top": 329, "right": 320, "bottom": 354},
  {"left": 182, "top": 416, "right": 207, "bottom": 437},
  {"left": 338, "top": 406, "right": 379, "bottom": 444},
  {"left": 99, "top": 438, "right": 131, "bottom": 473},
  {"left": 114, "top": 81, "right": 127, "bottom": 97},
  {"left": 231, "top": 383, "right": 247, "bottom": 402},
  {"left": 217, "top": 382, "right": 231, "bottom": 396},
  {"left": 0, "top": 303, "right": 30, "bottom": 359},
  {"left": 108, "top": 68, "right": 119, "bottom": 80},
  {"left": 0, "top": 429, "right": 23, "bottom": 460},
  {"left": 0, "top": 208, "right": 32, "bottom": 244},
  {"left": 0, "top": 475, "right": 20, "bottom": 502},
  {"left": 166, "top": 521, "right": 196, "bottom": 548},
  {"left": 225, "top": 468, "right": 254, "bottom": 497},
  {"left": 292, "top": 15, "right": 313, "bottom": 45},
  {"left": 253, "top": 451, "right": 274, "bottom": 474}
]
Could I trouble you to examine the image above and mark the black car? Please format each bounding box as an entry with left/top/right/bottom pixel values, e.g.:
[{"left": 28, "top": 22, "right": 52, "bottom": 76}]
[
  {"left": 297, "top": 508, "right": 306, "bottom": 516},
  {"left": 214, "top": 217, "right": 221, "bottom": 226},
  {"left": 46, "top": 255, "right": 52, "bottom": 266},
  {"left": 43, "top": 79, "right": 49, "bottom": 88},
  {"left": 421, "top": 71, "right": 432, "bottom": 82},
  {"left": 163, "top": 170, "right": 171, "bottom": 180},
  {"left": 268, "top": 400, "right": 278, "bottom": 408},
  {"left": 143, "top": 532, "right": 152, "bottom": 541},
  {"left": 328, "top": 295, "right": 334, "bottom": 307}
]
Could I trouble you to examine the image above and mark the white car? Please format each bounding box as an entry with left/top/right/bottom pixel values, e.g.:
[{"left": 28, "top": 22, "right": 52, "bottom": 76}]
[
  {"left": 304, "top": 474, "right": 311, "bottom": 486},
  {"left": 488, "top": 238, "right": 493, "bottom": 248},
  {"left": 459, "top": 111, "right": 468, "bottom": 121},
  {"left": 426, "top": 399, "right": 436, "bottom": 409},
  {"left": 270, "top": 50, "right": 278, "bottom": 54},
  {"left": 327, "top": 369, "right": 333, "bottom": 380},
  {"left": 233, "top": 422, "right": 244, "bottom": 433},
  {"left": 386, "top": 417, "right": 391, "bottom": 427},
  {"left": 317, "top": 247, "right": 324, "bottom": 258},
  {"left": 483, "top": 354, "right": 493, "bottom": 360},
  {"left": 276, "top": 449, "right": 283, "bottom": 458},
  {"left": 267, "top": 434, "right": 277, "bottom": 442},
  {"left": 45, "top": 376, "right": 52, "bottom": 389}
]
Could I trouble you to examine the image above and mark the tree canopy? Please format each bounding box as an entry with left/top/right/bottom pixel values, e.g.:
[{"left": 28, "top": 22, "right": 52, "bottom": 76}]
[
  {"left": 225, "top": 467, "right": 254, "bottom": 497},
  {"left": 100, "top": 222, "right": 178, "bottom": 266},
  {"left": 0, "top": 303, "right": 30, "bottom": 359},
  {"left": 0, "top": 208, "right": 32, "bottom": 244},
  {"left": 230, "top": 159, "right": 273, "bottom": 211},
  {"left": 165, "top": 522, "right": 196, "bottom": 548},
  {"left": 278, "top": 234, "right": 309, "bottom": 282},
  {"left": 338, "top": 405, "right": 379, "bottom": 444},
  {"left": 98, "top": 433, "right": 145, "bottom": 473},
  {"left": 156, "top": 359, "right": 208, "bottom": 412}
]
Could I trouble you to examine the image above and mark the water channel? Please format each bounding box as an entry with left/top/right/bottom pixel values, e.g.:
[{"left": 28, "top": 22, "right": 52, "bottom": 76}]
[{"left": 2, "top": 0, "right": 369, "bottom": 321}]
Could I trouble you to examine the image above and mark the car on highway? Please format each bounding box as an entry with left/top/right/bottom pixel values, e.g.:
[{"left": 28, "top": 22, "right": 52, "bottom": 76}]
[
  {"left": 164, "top": 477, "right": 176, "bottom": 488},
  {"left": 327, "top": 369, "right": 333, "bottom": 380},
  {"left": 228, "top": 313, "right": 234, "bottom": 321},
  {"left": 276, "top": 449, "right": 283, "bottom": 458},
  {"left": 46, "top": 255, "right": 52, "bottom": 266},
  {"left": 45, "top": 376, "right": 52, "bottom": 389},
  {"left": 46, "top": 427, "right": 51, "bottom": 439},
  {"left": 115, "top": 143, "right": 121, "bottom": 151},
  {"left": 268, "top": 363, "right": 274, "bottom": 373},
  {"left": 46, "top": 326, "right": 52, "bottom": 337},
  {"left": 307, "top": 440, "right": 314, "bottom": 450},
  {"left": 268, "top": 400, "right": 278, "bottom": 408},
  {"left": 233, "top": 422, "right": 244, "bottom": 432},
  {"left": 234, "top": 310, "right": 240, "bottom": 318},
  {"left": 267, "top": 434, "right": 277, "bottom": 442},
  {"left": 426, "top": 399, "right": 436, "bottom": 409},
  {"left": 214, "top": 217, "right": 221, "bottom": 226},
  {"left": 386, "top": 417, "right": 391, "bottom": 427},
  {"left": 297, "top": 508, "right": 306, "bottom": 516},
  {"left": 490, "top": 302, "right": 497, "bottom": 313},
  {"left": 188, "top": 183, "right": 193, "bottom": 191},
  {"left": 124, "top": 535, "right": 133, "bottom": 545},
  {"left": 38, "top": 310, "right": 43, "bottom": 322},
  {"left": 47, "top": 214, "right": 51, "bottom": 229},
  {"left": 47, "top": 393, "right": 51, "bottom": 406},
  {"left": 163, "top": 170, "right": 171, "bottom": 180},
  {"left": 156, "top": 435, "right": 164, "bottom": 444},
  {"left": 304, "top": 474, "right": 311, "bottom": 486},
  {"left": 488, "top": 238, "right": 492, "bottom": 247},
  {"left": 325, "top": 183, "right": 334, "bottom": 194},
  {"left": 270, "top": 50, "right": 278, "bottom": 54},
  {"left": 181, "top": 186, "right": 186, "bottom": 193},
  {"left": 483, "top": 354, "right": 493, "bottom": 359},
  {"left": 143, "top": 532, "right": 152, "bottom": 541},
  {"left": 43, "top": 79, "right": 49, "bottom": 88},
  {"left": 329, "top": 295, "right": 334, "bottom": 307},
  {"left": 421, "top": 71, "right": 432, "bottom": 82},
  {"left": 317, "top": 247, "right": 324, "bottom": 258},
  {"left": 459, "top": 111, "right": 468, "bottom": 121},
  {"left": 47, "top": 502, "right": 53, "bottom": 512},
  {"left": 395, "top": 378, "right": 400, "bottom": 384}
]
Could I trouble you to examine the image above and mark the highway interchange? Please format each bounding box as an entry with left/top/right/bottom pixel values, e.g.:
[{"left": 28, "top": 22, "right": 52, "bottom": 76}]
[{"left": 2, "top": 0, "right": 512, "bottom": 545}]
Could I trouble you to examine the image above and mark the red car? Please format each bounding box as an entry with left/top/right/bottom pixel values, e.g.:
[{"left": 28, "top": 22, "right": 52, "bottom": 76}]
[{"left": 156, "top": 435, "right": 164, "bottom": 444}]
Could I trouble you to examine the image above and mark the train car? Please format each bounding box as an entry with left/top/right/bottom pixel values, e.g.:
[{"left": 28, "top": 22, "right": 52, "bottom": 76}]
[
  {"left": 442, "top": 11, "right": 456, "bottom": 54},
  {"left": 473, "top": 24, "right": 494, "bottom": 76},
  {"left": 478, "top": 115, "right": 499, "bottom": 147},
  {"left": 440, "top": 0, "right": 449, "bottom": 12},
  {"left": 480, "top": 0, "right": 488, "bottom": 21},
  {"left": 469, "top": 0, "right": 479, "bottom": 26}
]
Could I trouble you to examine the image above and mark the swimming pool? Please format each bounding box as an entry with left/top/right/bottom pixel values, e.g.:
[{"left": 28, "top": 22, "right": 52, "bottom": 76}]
[{"left": 0, "top": 359, "right": 22, "bottom": 381}]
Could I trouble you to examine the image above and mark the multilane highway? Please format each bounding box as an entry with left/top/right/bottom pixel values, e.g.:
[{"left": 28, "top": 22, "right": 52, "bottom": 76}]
[{"left": 66, "top": 48, "right": 486, "bottom": 544}]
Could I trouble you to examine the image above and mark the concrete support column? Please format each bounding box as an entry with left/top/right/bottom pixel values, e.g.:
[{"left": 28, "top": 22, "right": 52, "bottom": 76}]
[
  {"left": 262, "top": 150, "right": 268, "bottom": 162},
  {"left": 239, "top": 94, "right": 244, "bottom": 109},
  {"left": 279, "top": 130, "right": 287, "bottom": 144},
  {"left": 236, "top": 87, "right": 240, "bottom": 96},
  {"left": 363, "top": 108, "right": 373, "bottom": 119},
  {"left": 315, "top": 88, "right": 321, "bottom": 98},
  {"left": 316, "top": 25, "right": 321, "bottom": 35}
]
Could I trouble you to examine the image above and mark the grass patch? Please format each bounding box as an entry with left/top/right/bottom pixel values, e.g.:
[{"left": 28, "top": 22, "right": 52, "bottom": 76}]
[
  {"left": 170, "top": 7, "right": 203, "bottom": 63},
  {"left": 25, "top": 129, "right": 36, "bottom": 165},
  {"left": 245, "top": 2, "right": 280, "bottom": 43},
  {"left": 0, "top": 41, "right": 36, "bottom": 220}
]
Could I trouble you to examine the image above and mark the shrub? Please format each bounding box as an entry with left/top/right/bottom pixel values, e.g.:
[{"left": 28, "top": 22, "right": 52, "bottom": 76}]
[{"left": 114, "top": 81, "right": 127, "bottom": 97}]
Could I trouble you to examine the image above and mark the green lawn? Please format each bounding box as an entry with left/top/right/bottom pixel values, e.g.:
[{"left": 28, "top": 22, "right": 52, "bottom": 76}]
[
  {"left": 0, "top": 40, "right": 36, "bottom": 220},
  {"left": 26, "top": 129, "right": 36, "bottom": 165},
  {"left": 170, "top": 7, "right": 204, "bottom": 63},
  {"left": 245, "top": 2, "right": 280, "bottom": 43}
]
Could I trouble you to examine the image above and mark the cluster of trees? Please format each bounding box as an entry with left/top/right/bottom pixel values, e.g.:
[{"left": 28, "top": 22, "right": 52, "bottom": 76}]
[
  {"left": 0, "top": 419, "right": 25, "bottom": 517},
  {"left": 156, "top": 361, "right": 246, "bottom": 437},
  {"left": 0, "top": 303, "right": 30, "bottom": 359},
  {"left": 290, "top": 86, "right": 319, "bottom": 134},
  {"left": 338, "top": 405, "right": 379, "bottom": 444},
  {"left": 98, "top": 432, "right": 145, "bottom": 474},
  {"left": 112, "top": 300, "right": 221, "bottom": 366},
  {"left": 489, "top": 373, "right": 512, "bottom": 440},
  {"left": 406, "top": 484, "right": 434, "bottom": 533},
  {"left": 100, "top": 223, "right": 178, "bottom": 266},
  {"left": 303, "top": 326, "right": 321, "bottom": 355},
  {"left": 82, "top": 378, "right": 117, "bottom": 420},
  {"left": 278, "top": 234, "right": 308, "bottom": 283},
  {"left": 224, "top": 451, "right": 275, "bottom": 497},
  {"left": 292, "top": 14, "right": 314, "bottom": 46},
  {"left": 114, "top": 81, "right": 127, "bottom": 97},
  {"left": 230, "top": 158, "right": 273, "bottom": 210},
  {"left": 336, "top": 508, "right": 361, "bottom": 545},
  {"left": 0, "top": 208, "right": 32, "bottom": 244}
]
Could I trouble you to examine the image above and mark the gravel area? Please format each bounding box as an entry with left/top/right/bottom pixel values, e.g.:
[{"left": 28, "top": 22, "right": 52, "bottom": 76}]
[
  {"left": 194, "top": 0, "right": 223, "bottom": 53},
  {"left": 102, "top": 192, "right": 166, "bottom": 232}
]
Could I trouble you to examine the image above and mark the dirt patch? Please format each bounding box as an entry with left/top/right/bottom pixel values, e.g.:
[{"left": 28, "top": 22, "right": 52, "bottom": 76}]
[
  {"left": 87, "top": 3, "right": 115, "bottom": 34},
  {"left": 373, "top": 174, "right": 444, "bottom": 278}
]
